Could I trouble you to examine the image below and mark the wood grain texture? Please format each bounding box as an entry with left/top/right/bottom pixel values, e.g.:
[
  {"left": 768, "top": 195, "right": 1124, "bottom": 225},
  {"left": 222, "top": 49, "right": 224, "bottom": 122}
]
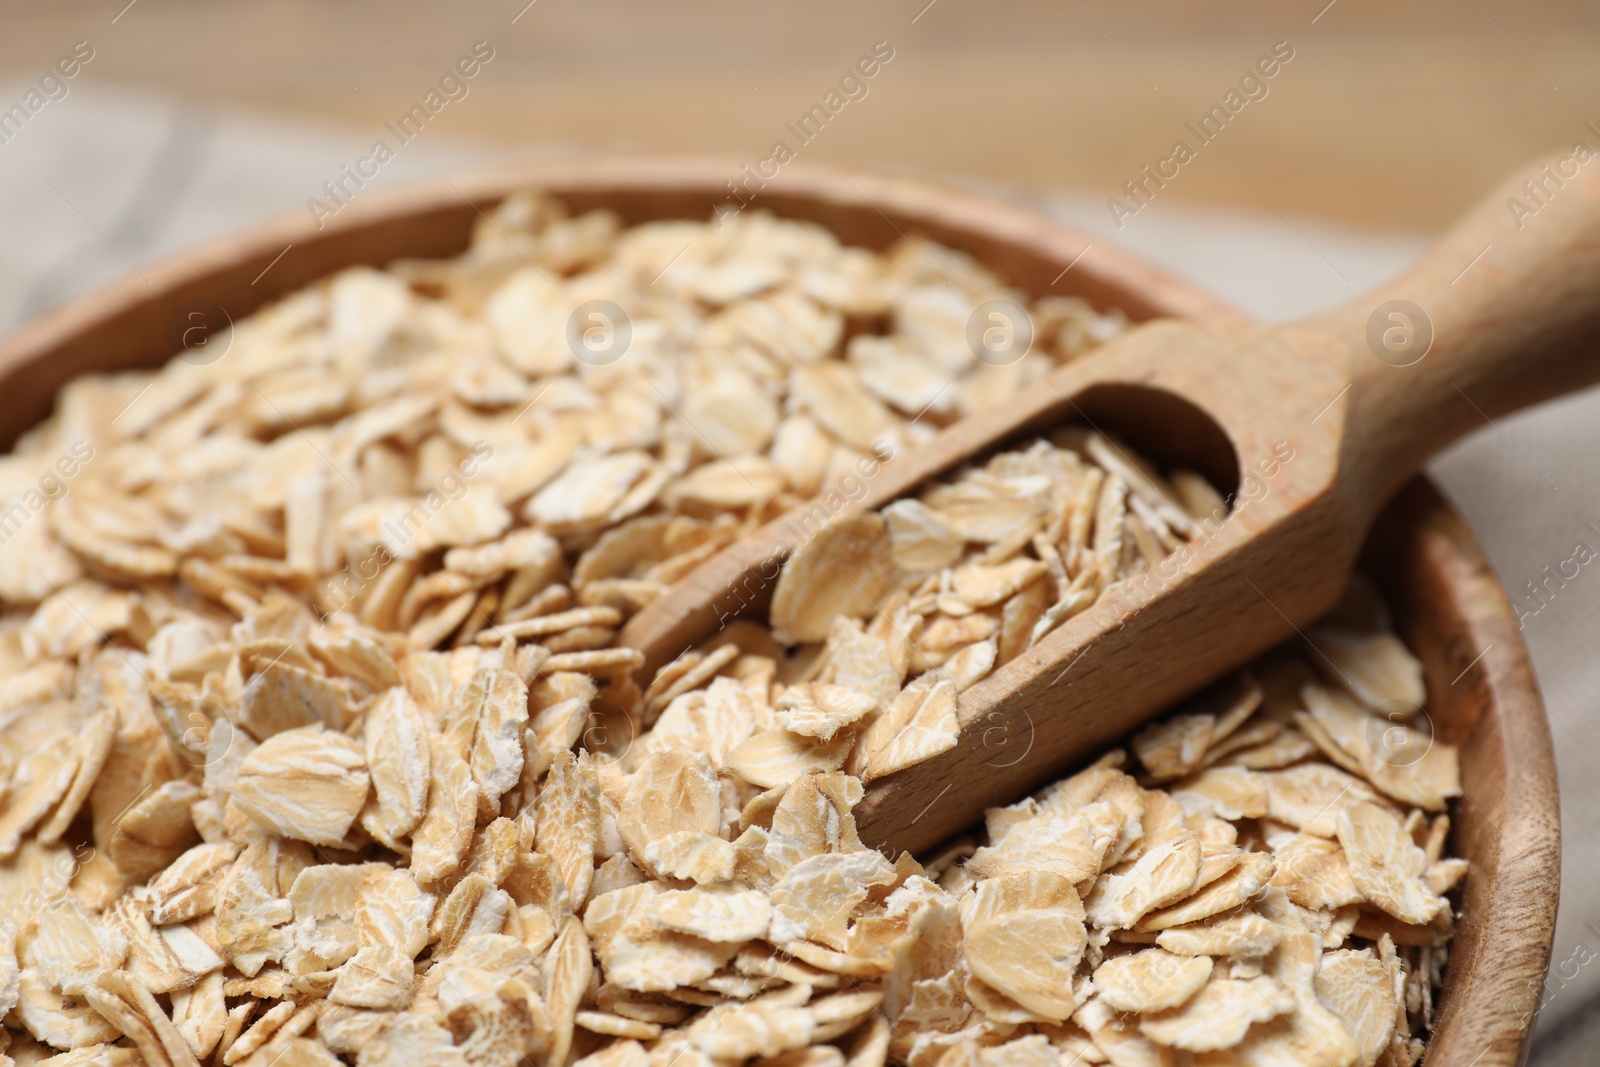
[
  {"left": 0, "top": 155, "right": 1557, "bottom": 1066},
  {"left": 7, "top": 0, "right": 1599, "bottom": 231}
]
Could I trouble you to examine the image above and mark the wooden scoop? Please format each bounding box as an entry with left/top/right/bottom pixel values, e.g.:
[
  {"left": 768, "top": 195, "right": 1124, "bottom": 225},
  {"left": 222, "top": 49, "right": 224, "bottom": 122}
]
[{"left": 619, "top": 149, "right": 1600, "bottom": 855}]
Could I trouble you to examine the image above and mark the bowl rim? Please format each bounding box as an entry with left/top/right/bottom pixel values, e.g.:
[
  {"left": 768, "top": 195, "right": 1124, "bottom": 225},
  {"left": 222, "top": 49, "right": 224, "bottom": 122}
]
[
  {"left": 1364, "top": 480, "right": 1559, "bottom": 1066},
  {"left": 0, "top": 155, "right": 1559, "bottom": 1066},
  {"left": 0, "top": 155, "right": 1245, "bottom": 448}
]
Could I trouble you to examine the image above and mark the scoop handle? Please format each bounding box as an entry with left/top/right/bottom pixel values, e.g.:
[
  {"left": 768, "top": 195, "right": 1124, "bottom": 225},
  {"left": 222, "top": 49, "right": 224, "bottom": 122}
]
[{"left": 1311, "top": 146, "right": 1600, "bottom": 508}]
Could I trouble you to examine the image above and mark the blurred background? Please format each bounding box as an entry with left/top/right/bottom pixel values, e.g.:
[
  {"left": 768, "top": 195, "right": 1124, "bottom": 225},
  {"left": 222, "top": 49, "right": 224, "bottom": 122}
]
[{"left": 2, "top": 1, "right": 1597, "bottom": 1059}]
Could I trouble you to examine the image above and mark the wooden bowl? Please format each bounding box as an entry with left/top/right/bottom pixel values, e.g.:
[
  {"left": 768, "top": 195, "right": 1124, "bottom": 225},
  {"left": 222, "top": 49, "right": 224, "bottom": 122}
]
[{"left": 0, "top": 157, "right": 1558, "bottom": 1066}]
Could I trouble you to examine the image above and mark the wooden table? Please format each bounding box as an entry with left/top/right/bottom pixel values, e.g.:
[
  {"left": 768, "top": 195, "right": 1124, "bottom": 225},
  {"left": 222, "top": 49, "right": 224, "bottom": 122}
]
[{"left": 1, "top": 0, "right": 1594, "bottom": 232}]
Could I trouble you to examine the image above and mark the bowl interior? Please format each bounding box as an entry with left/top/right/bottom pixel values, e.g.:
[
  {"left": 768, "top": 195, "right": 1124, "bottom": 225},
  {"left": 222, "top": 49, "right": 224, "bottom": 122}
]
[{"left": 0, "top": 158, "right": 1558, "bottom": 1066}]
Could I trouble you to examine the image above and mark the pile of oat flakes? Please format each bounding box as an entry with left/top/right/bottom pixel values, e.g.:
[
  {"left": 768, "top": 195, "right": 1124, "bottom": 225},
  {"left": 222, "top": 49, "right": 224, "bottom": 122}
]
[{"left": 0, "top": 193, "right": 1463, "bottom": 1067}]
